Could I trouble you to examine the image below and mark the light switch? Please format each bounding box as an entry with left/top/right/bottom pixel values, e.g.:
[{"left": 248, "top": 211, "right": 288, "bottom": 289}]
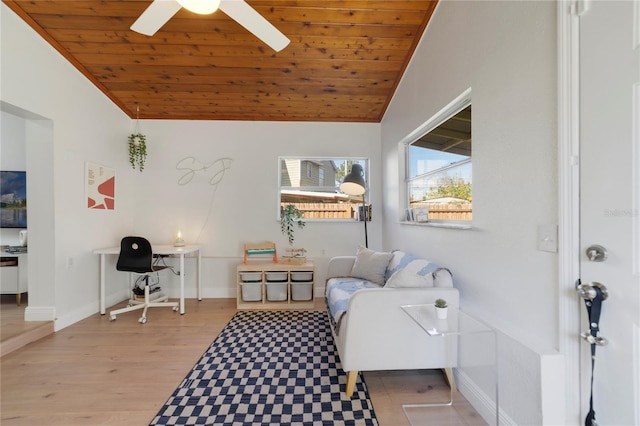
[{"left": 537, "top": 224, "right": 558, "bottom": 253}]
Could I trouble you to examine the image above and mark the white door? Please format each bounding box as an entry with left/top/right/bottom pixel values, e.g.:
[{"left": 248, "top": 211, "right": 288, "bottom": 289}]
[{"left": 579, "top": 1, "right": 640, "bottom": 425}]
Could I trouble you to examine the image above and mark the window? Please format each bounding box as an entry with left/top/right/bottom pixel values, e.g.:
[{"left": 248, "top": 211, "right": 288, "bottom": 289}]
[
  {"left": 405, "top": 97, "right": 472, "bottom": 224},
  {"left": 279, "top": 157, "right": 368, "bottom": 221}
]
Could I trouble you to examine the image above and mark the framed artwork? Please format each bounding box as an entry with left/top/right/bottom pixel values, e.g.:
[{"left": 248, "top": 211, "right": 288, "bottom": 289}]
[
  {"left": 86, "top": 162, "right": 115, "bottom": 210},
  {"left": 0, "top": 170, "right": 27, "bottom": 228}
]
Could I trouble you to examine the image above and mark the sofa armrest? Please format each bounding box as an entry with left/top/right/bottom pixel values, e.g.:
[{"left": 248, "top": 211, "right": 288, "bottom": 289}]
[
  {"left": 326, "top": 256, "right": 356, "bottom": 279},
  {"left": 336, "top": 287, "right": 460, "bottom": 372}
]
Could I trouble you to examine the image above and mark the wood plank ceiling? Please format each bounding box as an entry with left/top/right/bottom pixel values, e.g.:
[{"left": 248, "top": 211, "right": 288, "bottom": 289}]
[{"left": 3, "top": 0, "right": 438, "bottom": 122}]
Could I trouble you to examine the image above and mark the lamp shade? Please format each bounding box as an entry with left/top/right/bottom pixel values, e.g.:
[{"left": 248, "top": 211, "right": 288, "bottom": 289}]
[
  {"left": 177, "top": 0, "right": 221, "bottom": 14},
  {"left": 340, "top": 163, "right": 366, "bottom": 196}
]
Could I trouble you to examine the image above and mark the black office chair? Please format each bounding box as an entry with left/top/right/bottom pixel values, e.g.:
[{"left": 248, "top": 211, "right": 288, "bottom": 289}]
[{"left": 109, "top": 236, "right": 178, "bottom": 324}]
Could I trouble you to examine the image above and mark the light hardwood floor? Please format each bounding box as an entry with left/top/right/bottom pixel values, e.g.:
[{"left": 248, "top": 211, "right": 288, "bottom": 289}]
[
  {"left": 0, "top": 294, "right": 54, "bottom": 357},
  {"left": 1, "top": 298, "right": 485, "bottom": 425}
]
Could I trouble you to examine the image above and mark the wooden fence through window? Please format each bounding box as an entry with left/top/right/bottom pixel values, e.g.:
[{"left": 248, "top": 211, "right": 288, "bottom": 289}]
[
  {"left": 282, "top": 202, "right": 472, "bottom": 221},
  {"left": 410, "top": 202, "right": 473, "bottom": 221},
  {"left": 282, "top": 202, "right": 354, "bottom": 219}
]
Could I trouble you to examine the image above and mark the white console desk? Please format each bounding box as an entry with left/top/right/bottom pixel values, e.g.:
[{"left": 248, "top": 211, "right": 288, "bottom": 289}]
[{"left": 93, "top": 244, "right": 202, "bottom": 315}]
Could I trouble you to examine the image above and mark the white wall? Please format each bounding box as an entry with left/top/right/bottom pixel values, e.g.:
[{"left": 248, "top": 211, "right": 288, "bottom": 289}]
[
  {"left": 381, "top": 1, "right": 562, "bottom": 424},
  {"left": 0, "top": 111, "right": 26, "bottom": 168}
]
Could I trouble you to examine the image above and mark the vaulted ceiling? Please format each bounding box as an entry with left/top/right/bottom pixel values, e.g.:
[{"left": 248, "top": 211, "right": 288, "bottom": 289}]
[{"left": 3, "top": 0, "right": 438, "bottom": 122}]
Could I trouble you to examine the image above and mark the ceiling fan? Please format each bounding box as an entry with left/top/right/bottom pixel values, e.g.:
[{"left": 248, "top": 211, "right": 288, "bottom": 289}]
[{"left": 130, "top": 0, "right": 290, "bottom": 52}]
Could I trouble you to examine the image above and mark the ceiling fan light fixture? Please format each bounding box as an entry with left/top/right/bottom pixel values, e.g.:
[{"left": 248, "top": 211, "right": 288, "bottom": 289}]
[{"left": 177, "top": 0, "right": 221, "bottom": 15}]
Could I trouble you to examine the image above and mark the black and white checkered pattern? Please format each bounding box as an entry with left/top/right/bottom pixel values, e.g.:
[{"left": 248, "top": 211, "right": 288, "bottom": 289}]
[{"left": 151, "top": 310, "right": 378, "bottom": 425}]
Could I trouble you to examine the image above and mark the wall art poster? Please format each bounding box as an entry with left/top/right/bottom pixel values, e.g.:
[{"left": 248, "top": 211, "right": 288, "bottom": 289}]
[{"left": 86, "top": 162, "right": 115, "bottom": 210}]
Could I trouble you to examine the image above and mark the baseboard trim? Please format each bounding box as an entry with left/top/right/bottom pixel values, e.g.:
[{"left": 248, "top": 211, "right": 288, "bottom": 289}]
[
  {"left": 163, "top": 288, "right": 236, "bottom": 299},
  {"left": 0, "top": 321, "right": 53, "bottom": 357},
  {"left": 24, "top": 306, "right": 55, "bottom": 321},
  {"left": 456, "top": 368, "right": 515, "bottom": 426},
  {"left": 55, "top": 298, "right": 110, "bottom": 331}
]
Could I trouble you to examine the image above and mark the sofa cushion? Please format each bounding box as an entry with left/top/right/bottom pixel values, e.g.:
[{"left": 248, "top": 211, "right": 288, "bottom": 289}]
[
  {"left": 385, "top": 250, "right": 443, "bottom": 282},
  {"left": 350, "top": 246, "right": 393, "bottom": 285},
  {"left": 384, "top": 268, "right": 434, "bottom": 288}
]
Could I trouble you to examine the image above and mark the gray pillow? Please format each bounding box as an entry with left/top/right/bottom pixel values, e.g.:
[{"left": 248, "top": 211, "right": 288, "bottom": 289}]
[{"left": 350, "top": 245, "right": 393, "bottom": 285}]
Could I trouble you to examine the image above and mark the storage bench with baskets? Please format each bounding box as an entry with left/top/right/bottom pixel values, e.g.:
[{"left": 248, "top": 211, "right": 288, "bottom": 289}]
[{"left": 236, "top": 261, "right": 314, "bottom": 309}]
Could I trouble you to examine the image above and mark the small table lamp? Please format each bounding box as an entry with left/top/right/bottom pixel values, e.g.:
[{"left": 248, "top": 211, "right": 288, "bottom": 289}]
[
  {"left": 340, "top": 163, "right": 368, "bottom": 248},
  {"left": 174, "top": 230, "right": 185, "bottom": 247}
]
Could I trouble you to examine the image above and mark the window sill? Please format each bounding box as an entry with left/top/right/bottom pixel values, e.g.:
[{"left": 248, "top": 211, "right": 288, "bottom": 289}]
[{"left": 400, "top": 221, "right": 472, "bottom": 230}]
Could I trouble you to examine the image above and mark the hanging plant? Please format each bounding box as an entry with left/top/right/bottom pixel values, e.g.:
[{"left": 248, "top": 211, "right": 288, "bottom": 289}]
[
  {"left": 128, "top": 106, "right": 147, "bottom": 172},
  {"left": 128, "top": 132, "right": 147, "bottom": 171},
  {"left": 280, "top": 204, "right": 306, "bottom": 245}
]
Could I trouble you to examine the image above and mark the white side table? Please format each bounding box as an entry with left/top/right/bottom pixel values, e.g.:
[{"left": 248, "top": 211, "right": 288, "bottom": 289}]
[{"left": 401, "top": 304, "right": 499, "bottom": 426}]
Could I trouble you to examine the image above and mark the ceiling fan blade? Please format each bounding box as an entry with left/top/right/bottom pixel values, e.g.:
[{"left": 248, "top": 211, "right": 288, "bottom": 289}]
[
  {"left": 219, "top": 0, "right": 290, "bottom": 52},
  {"left": 131, "top": 0, "right": 182, "bottom": 36}
]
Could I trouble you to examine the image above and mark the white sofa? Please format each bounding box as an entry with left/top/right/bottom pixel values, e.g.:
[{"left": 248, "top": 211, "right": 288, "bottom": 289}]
[{"left": 325, "top": 247, "right": 459, "bottom": 397}]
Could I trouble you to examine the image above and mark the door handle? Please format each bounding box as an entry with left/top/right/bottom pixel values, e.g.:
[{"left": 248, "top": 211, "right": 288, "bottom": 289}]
[
  {"left": 575, "top": 281, "right": 609, "bottom": 301},
  {"left": 575, "top": 280, "right": 609, "bottom": 347},
  {"left": 581, "top": 331, "right": 608, "bottom": 346}
]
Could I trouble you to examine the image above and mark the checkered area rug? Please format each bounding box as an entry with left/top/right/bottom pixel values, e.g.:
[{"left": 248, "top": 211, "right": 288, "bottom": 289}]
[{"left": 150, "top": 310, "right": 378, "bottom": 425}]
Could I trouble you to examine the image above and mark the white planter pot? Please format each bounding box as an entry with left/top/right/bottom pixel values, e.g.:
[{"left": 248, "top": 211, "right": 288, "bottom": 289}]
[{"left": 436, "top": 306, "right": 448, "bottom": 319}]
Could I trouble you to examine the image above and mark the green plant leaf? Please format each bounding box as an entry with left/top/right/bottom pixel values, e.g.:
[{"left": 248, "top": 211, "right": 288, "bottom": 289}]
[
  {"left": 128, "top": 133, "right": 147, "bottom": 172},
  {"left": 280, "top": 204, "right": 306, "bottom": 245}
]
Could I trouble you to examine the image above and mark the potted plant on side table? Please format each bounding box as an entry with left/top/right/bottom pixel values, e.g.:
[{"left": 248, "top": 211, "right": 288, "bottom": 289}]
[{"left": 435, "top": 298, "right": 448, "bottom": 319}]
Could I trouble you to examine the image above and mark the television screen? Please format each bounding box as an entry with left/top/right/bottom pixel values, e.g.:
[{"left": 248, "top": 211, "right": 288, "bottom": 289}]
[{"left": 0, "top": 171, "right": 27, "bottom": 228}]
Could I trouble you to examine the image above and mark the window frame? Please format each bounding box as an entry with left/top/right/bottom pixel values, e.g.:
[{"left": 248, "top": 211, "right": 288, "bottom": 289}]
[
  {"left": 278, "top": 156, "right": 369, "bottom": 222},
  {"left": 400, "top": 89, "right": 472, "bottom": 228}
]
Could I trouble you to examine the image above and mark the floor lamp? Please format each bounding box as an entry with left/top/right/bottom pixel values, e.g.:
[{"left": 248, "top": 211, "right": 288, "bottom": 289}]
[{"left": 340, "top": 163, "right": 368, "bottom": 248}]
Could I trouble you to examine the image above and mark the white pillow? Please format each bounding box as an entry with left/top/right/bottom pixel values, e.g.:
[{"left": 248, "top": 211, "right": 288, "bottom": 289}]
[
  {"left": 384, "top": 268, "right": 435, "bottom": 288},
  {"left": 350, "top": 246, "right": 393, "bottom": 285}
]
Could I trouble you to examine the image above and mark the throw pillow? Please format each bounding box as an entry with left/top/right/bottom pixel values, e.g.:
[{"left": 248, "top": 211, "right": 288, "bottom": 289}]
[
  {"left": 350, "top": 245, "right": 393, "bottom": 285},
  {"left": 384, "top": 268, "right": 435, "bottom": 288}
]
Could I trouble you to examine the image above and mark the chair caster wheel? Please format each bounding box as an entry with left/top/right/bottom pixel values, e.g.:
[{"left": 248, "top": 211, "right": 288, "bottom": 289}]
[
  {"left": 172, "top": 306, "right": 179, "bottom": 312},
  {"left": 109, "top": 315, "right": 116, "bottom": 321},
  {"left": 139, "top": 316, "right": 147, "bottom": 324}
]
